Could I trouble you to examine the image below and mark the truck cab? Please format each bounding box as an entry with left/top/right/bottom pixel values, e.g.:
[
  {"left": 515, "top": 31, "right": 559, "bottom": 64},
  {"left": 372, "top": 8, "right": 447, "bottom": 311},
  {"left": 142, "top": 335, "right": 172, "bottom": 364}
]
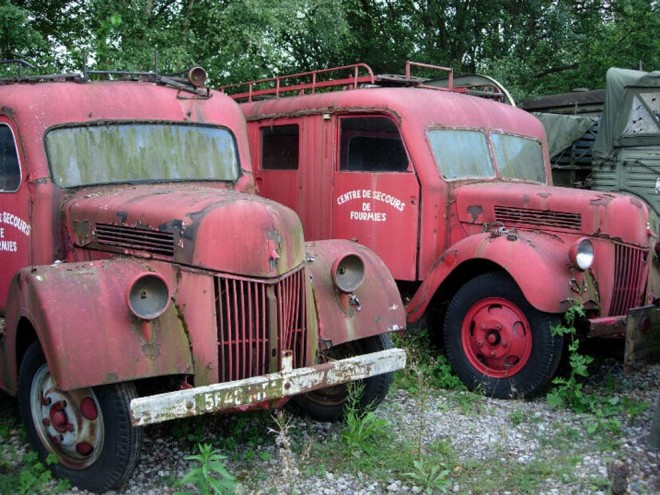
[
  {"left": 226, "top": 62, "right": 660, "bottom": 400},
  {"left": 0, "top": 63, "right": 405, "bottom": 492}
]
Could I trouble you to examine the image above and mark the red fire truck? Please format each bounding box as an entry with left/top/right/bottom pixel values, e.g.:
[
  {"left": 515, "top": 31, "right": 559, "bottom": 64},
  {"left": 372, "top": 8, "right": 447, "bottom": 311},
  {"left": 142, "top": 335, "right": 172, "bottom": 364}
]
[
  {"left": 0, "top": 62, "right": 405, "bottom": 492},
  {"left": 223, "top": 62, "right": 660, "bottom": 399}
]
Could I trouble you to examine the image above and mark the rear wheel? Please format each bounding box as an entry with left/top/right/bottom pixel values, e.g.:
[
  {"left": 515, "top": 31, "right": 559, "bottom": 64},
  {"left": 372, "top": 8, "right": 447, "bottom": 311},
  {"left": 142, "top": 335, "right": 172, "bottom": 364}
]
[
  {"left": 18, "top": 341, "right": 143, "bottom": 493},
  {"left": 291, "top": 334, "right": 394, "bottom": 421},
  {"left": 444, "top": 272, "right": 563, "bottom": 398}
]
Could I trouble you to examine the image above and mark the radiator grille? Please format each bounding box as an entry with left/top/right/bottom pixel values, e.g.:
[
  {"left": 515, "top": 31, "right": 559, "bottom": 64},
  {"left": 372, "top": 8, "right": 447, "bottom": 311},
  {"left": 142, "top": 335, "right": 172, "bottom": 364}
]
[
  {"left": 610, "top": 244, "right": 647, "bottom": 316},
  {"left": 494, "top": 206, "right": 581, "bottom": 231},
  {"left": 215, "top": 268, "right": 308, "bottom": 382},
  {"left": 95, "top": 223, "right": 174, "bottom": 256}
]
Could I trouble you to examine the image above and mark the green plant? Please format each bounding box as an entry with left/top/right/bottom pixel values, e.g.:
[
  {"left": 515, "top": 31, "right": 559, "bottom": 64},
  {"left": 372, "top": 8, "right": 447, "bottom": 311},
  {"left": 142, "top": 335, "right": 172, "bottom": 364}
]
[
  {"left": 171, "top": 417, "right": 206, "bottom": 444},
  {"left": 392, "top": 332, "right": 467, "bottom": 393},
  {"left": 341, "top": 383, "right": 390, "bottom": 455},
  {"left": 175, "top": 443, "right": 237, "bottom": 495},
  {"left": 546, "top": 304, "right": 649, "bottom": 439},
  {"left": 404, "top": 458, "right": 451, "bottom": 494}
]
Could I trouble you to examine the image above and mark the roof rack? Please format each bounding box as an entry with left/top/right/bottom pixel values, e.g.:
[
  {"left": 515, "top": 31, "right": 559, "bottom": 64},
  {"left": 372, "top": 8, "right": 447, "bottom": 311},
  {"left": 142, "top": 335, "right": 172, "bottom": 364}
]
[
  {"left": 219, "top": 61, "right": 513, "bottom": 105},
  {"left": 0, "top": 54, "right": 209, "bottom": 96},
  {"left": 219, "top": 61, "right": 455, "bottom": 102}
]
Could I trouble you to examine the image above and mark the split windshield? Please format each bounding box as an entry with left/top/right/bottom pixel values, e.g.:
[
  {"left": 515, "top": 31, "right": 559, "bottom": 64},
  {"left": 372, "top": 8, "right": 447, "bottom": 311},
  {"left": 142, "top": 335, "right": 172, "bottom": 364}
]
[
  {"left": 428, "top": 128, "right": 546, "bottom": 183},
  {"left": 46, "top": 123, "right": 239, "bottom": 188}
]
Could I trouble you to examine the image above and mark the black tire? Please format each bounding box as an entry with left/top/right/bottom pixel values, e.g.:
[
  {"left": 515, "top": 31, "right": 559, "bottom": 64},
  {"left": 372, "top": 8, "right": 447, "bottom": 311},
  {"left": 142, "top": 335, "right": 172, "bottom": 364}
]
[
  {"left": 18, "top": 341, "right": 143, "bottom": 493},
  {"left": 291, "top": 334, "right": 394, "bottom": 422},
  {"left": 444, "top": 272, "right": 563, "bottom": 399}
]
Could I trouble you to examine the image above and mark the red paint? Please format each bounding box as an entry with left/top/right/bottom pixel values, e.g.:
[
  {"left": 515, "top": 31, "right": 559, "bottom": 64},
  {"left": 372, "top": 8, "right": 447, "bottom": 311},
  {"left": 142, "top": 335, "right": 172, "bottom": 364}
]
[
  {"left": 233, "top": 62, "right": 658, "bottom": 343},
  {"left": 461, "top": 297, "right": 532, "bottom": 377},
  {"left": 0, "top": 77, "right": 405, "bottom": 398}
]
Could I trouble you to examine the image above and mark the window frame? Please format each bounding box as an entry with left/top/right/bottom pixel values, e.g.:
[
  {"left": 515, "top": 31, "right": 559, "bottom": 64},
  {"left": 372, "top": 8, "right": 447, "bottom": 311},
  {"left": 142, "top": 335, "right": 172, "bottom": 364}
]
[{"left": 0, "top": 123, "right": 22, "bottom": 193}]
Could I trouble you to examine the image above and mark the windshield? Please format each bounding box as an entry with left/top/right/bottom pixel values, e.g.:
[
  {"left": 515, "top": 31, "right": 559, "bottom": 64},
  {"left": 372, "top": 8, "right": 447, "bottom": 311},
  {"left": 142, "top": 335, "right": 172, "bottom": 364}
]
[
  {"left": 428, "top": 128, "right": 546, "bottom": 183},
  {"left": 492, "top": 133, "right": 546, "bottom": 183},
  {"left": 46, "top": 123, "right": 240, "bottom": 188},
  {"left": 428, "top": 129, "right": 494, "bottom": 179}
]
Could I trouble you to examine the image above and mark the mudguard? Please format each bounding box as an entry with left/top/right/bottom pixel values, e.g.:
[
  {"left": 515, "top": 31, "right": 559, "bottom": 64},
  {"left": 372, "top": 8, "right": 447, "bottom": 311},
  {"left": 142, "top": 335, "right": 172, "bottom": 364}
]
[
  {"left": 407, "top": 230, "right": 598, "bottom": 323},
  {"left": 2, "top": 258, "right": 192, "bottom": 393},
  {"left": 304, "top": 240, "right": 405, "bottom": 348}
]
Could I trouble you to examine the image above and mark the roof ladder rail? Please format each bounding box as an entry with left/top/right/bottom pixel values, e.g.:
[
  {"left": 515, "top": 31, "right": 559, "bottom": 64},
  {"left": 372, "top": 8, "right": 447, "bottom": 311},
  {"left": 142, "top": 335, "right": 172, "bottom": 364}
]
[{"left": 219, "top": 63, "right": 376, "bottom": 102}]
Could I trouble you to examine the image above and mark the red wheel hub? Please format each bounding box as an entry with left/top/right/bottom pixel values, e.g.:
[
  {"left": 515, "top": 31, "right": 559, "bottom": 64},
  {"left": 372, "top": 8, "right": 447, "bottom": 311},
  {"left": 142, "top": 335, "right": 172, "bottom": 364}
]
[{"left": 461, "top": 297, "right": 532, "bottom": 378}]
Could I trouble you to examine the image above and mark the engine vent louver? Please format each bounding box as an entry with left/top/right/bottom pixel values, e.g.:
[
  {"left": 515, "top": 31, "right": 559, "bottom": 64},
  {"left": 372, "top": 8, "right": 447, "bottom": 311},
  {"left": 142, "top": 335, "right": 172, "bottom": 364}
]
[
  {"left": 95, "top": 223, "right": 175, "bottom": 256},
  {"left": 494, "top": 206, "right": 581, "bottom": 231}
]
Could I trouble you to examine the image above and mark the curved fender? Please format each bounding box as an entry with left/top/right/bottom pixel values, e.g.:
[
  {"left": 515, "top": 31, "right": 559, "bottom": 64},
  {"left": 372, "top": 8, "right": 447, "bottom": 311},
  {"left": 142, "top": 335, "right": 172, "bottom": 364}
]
[
  {"left": 407, "top": 231, "right": 598, "bottom": 323},
  {"left": 304, "top": 240, "right": 406, "bottom": 348},
  {"left": 4, "top": 258, "right": 192, "bottom": 392}
]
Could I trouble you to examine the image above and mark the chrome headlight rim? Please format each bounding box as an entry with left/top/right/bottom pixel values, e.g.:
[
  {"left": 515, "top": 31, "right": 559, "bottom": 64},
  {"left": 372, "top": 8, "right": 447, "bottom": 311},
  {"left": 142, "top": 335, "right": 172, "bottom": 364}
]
[{"left": 569, "top": 238, "right": 594, "bottom": 271}]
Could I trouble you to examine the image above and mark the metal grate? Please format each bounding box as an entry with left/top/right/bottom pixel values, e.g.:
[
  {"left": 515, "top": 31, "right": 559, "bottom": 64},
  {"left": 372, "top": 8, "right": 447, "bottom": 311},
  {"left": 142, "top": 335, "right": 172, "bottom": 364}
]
[
  {"left": 610, "top": 244, "right": 647, "bottom": 316},
  {"left": 215, "top": 268, "right": 308, "bottom": 382},
  {"left": 494, "top": 206, "right": 582, "bottom": 231},
  {"left": 95, "top": 223, "right": 174, "bottom": 256}
]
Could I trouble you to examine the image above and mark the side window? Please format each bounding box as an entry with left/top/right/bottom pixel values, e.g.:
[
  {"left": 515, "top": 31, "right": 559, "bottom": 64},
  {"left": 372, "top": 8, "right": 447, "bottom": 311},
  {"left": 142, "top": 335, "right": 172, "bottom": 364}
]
[
  {"left": 0, "top": 124, "right": 21, "bottom": 192},
  {"left": 261, "top": 125, "right": 299, "bottom": 170},
  {"left": 340, "top": 117, "right": 408, "bottom": 172}
]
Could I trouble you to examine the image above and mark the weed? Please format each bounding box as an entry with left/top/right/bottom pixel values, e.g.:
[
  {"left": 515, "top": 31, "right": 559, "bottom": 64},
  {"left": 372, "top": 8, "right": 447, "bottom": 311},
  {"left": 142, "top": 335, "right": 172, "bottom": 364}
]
[
  {"left": 268, "top": 410, "right": 300, "bottom": 492},
  {"left": 392, "top": 332, "right": 466, "bottom": 393},
  {"left": 175, "top": 443, "right": 237, "bottom": 495},
  {"left": 404, "top": 458, "right": 451, "bottom": 494},
  {"left": 342, "top": 383, "right": 390, "bottom": 455},
  {"left": 171, "top": 417, "right": 206, "bottom": 444},
  {"left": 547, "top": 304, "right": 648, "bottom": 436},
  {"left": 509, "top": 406, "right": 527, "bottom": 426}
]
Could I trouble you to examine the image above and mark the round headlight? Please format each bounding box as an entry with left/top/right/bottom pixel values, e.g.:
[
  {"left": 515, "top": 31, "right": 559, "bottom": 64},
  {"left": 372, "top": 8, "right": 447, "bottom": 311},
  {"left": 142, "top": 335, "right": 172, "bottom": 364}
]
[
  {"left": 568, "top": 238, "right": 594, "bottom": 271},
  {"left": 127, "top": 274, "right": 170, "bottom": 320},
  {"left": 331, "top": 254, "right": 365, "bottom": 293}
]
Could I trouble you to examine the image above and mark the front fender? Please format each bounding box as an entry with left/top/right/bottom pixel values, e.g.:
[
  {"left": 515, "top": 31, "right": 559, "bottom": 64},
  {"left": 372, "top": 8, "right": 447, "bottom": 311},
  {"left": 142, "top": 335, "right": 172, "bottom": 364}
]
[
  {"left": 407, "top": 231, "right": 598, "bottom": 322},
  {"left": 4, "top": 259, "right": 192, "bottom": 392},
  {"left": 304, "top": 240, "right": 405, "bottom": 348}
]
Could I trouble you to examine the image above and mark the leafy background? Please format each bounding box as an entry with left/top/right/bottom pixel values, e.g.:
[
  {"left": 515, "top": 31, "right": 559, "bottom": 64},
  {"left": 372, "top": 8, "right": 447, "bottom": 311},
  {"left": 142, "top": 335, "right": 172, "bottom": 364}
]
[{"left": 1, "top": 0, "right": 659, "bottom": 100}]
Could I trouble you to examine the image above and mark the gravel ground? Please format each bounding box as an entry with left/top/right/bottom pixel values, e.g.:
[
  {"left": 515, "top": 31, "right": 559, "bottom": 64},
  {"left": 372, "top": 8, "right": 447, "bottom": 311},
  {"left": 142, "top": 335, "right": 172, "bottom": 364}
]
[{"left": 1, "top": 356, "right": 658, "bottom": 495}]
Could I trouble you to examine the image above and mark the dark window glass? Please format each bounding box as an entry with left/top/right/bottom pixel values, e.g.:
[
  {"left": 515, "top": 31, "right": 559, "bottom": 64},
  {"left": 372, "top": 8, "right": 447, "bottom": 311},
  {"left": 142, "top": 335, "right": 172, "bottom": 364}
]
[
  {"left": 340, "top": 117, "right": 408, "bottom": 172},
  {"left": 261, "top": 125, "right": 299, "bottom": 170},
  {"left": 0, "top": 125, "right": 20, "bottom": 192}
]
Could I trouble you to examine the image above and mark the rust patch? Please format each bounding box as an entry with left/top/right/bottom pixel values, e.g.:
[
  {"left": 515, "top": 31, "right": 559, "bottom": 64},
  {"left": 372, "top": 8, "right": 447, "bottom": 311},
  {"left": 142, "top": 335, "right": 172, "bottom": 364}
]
[
  {"left": 466, "top": 205, "right": 483, "bottom": 223},
  {"left": 589, "top": 193, "right": 616, "bottom": 207}
]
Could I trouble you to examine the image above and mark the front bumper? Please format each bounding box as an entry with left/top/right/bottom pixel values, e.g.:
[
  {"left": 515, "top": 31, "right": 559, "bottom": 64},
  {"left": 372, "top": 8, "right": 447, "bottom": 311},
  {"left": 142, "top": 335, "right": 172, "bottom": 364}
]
[{"left": 130, "top": 348, "right": 406, "bottom": 426}]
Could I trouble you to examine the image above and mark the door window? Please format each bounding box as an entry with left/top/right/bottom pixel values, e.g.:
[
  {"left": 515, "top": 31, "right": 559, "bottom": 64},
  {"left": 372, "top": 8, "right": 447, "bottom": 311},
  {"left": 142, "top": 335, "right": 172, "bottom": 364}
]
[
  {"left": 261, "top": 125, "right": 299, "bottom": 170},
  {"left": 340, "top": 117, "right": 408, "bottom": 172},
  {"left": 0, "top": 124, "right": 20, "bottom": 192}
]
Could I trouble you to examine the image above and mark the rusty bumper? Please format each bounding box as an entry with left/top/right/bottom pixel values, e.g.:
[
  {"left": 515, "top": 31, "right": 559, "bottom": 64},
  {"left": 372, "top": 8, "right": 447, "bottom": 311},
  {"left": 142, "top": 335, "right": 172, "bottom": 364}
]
[{"left": 130, "top": 348, "right": 406, "bottom": 426}]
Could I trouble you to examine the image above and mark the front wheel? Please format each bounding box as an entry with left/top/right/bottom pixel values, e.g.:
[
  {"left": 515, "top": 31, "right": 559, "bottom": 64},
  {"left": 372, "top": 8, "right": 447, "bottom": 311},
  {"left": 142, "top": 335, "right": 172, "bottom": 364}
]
[
  {"left": 18, "top": 341, "right": 143, "bottom": 493},
  {"left": 291, "top": 334, "right": 394, "bottom": 421},
  {"left": 444, "top": 272, "right": 563, "bottom": 398}
]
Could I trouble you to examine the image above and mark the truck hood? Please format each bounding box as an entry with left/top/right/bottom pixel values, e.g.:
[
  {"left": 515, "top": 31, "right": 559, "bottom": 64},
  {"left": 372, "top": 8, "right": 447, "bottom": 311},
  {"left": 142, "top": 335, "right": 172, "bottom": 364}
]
[
  {"left": 63, "top": 184, "right": 305, "bottom": 277},
  {"left": 454, "top": 181, "right": 652, "bottom": 246}
]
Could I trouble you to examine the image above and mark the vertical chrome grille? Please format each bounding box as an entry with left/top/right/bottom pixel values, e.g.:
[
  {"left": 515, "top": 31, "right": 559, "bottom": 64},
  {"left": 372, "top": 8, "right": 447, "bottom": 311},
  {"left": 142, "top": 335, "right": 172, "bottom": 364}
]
[
  {"left": 215, "top": 268, "right": 307, "bottom": 382},
  {"left": 610, "top": 244, "right": 647, "bottom": 316}
]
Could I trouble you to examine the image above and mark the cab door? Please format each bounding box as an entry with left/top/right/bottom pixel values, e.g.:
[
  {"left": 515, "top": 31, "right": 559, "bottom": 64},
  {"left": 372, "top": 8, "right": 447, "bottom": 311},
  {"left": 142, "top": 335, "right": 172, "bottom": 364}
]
[
  {"left": 251, "top": 116, "right": 334, "bottom": 241},
  {"left": 332, "top": 115, "right": 420, "bottom": 281},
  {"left": 0, "top": 118, "right": 32, "bottom": 313}
]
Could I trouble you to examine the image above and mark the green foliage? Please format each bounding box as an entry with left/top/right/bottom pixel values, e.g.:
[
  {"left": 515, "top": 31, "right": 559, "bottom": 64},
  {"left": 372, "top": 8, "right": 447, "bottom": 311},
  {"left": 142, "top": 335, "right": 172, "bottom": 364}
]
[
  {"left": 175, "top": 443, "right": 237, "bottom": 495},
  {"left": 404, "top": 458, "right": 451, "bottom": 494},
  {"left": 341, "top": 383, "right": 390, "bottom": 455},
  {"left": 547, "top": 304, "right": 648, "bottom": 437},
  {"left": 393, "top": 332, "right": 467, "bottom": 393},
  {"left": 0, "top": 448, "right": 70, "bottom": 495},
  {"left": 3, "top": 0, "right": 657, "bottom": 97}
]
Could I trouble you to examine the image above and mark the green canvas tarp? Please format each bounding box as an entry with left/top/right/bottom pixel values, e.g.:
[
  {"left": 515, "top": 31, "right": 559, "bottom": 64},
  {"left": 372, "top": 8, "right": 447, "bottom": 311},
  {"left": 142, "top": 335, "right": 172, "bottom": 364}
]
[
  {"left": 592, "top": 67, "right": 660, "bottom": 159},
  {"left": 535, "top": 113, "right": 596, "bottom": 159}
]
